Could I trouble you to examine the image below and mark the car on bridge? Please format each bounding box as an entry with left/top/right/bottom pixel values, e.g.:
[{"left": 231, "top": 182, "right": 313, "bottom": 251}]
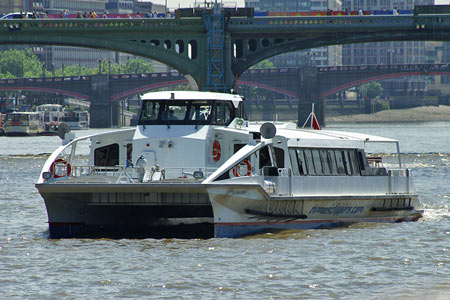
[{"left": 0, "top": 12, "right": 34, "bottom": 19}]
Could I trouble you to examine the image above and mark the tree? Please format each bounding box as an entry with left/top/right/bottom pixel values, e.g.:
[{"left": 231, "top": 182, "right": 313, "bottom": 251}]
[
  {"left": 122, "top": 58, "right": 155, "bottom": 74},
  {"left": 360, "top": 82, "right": 383, "bottom": 99},
  {"left": 0, "top": 48, "right": 43, "bottom": 78},
  {"left": 250, "top": 59, "right": 275, "bottom": 69},
  {"left": 0, "top": 48, "right": 156, "bottom": 79}
]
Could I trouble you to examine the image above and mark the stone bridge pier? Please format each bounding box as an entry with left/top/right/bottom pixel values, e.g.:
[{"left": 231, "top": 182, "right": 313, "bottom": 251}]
[
  {"left": 89, "top": 74, "right": 119, "bottom": 128},
  {"left": 297, "top": 67, "right": 324, "bottom": 127}
]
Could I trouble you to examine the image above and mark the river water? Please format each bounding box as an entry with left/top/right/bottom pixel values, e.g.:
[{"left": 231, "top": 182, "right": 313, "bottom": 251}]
[{"left": 0, "top": 123, "right": 449, "bottom": 299}]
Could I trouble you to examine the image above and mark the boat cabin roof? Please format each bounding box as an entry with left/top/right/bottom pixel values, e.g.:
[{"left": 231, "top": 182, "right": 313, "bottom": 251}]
[
  {"left": 141, "top": 91, "right": 243, "bottom": 108},
  {"left": 8, "top": 111, "right": 42, "bottom": 115},
  {"left": 280, "top": 128, "right": 398, "bottom": 149}
]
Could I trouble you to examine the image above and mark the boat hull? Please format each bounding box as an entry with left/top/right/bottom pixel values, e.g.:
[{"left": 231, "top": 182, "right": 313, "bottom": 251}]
[
  {"left": 207, "top": 184, "right": 422, "bottom": 238},
  {"left": 37, "top": 183, "right": 214, "bottom": 239}
]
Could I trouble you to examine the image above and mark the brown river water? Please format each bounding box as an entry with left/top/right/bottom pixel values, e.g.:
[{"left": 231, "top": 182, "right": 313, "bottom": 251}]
[{"left": 0, "top": 123, "right": 449, "bottom": 299}]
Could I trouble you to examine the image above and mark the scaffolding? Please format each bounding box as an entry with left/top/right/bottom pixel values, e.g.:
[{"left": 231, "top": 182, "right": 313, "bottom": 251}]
[{"left": 203, "top": 4, "right": 227, "bottom": 92}]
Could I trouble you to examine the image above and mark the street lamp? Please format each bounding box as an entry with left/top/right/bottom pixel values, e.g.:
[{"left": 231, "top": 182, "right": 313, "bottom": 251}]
[
  {"left": 306, "top": 51, "right": 318, "bottom": 66},
  {"left": 387, "top": 48, "right": 395, "bottom": 66}
]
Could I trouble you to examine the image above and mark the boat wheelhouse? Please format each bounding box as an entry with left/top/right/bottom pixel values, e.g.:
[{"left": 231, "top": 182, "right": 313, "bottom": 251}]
[
  {"left": 36, "top": 91, "right": 422, "bottom": 239},
  {"left": 4, "top": 111, "right": 44, "bottom": 136}
]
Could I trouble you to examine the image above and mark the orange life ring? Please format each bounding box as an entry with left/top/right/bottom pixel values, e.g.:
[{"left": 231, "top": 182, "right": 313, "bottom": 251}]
[
  {"left": 212, "top": 140, "right": 221, "bottom": 162},
  {"left": 232, "top": 160, "right": 252, "bottom": 177},
  {"left": 50, "top": 158, "right": 72, "bottom": 178}
]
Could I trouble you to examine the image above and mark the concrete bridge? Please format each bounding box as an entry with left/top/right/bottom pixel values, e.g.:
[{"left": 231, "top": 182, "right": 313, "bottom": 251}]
[
  {"left": 1, "top": 63, "right": 448, "bottom": 126},
  {"left": 1, "top": 6, "right": 450, "bottom": 125}
]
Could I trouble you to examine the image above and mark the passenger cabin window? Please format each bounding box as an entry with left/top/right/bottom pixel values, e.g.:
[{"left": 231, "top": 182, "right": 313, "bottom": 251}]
[
  {"left": 274, "top": 147, "right": 285, "bottom": 168},
  {"left": 138, "top": 99, "right": 240, "bottom": 126},
  {"left": 289, "top": 148, "right": 361, "bottom": 176},
  {"left": 259, "top": 146, "right": 272, "bottom": 169},
  {"left": 94, "top": 144, "right": 120, "bottom": 167}
]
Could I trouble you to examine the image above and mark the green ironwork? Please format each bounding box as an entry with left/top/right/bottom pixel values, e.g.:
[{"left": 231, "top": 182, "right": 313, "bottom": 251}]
[{"left": 1, "top": 12, "right": 450, "bottom": 92}]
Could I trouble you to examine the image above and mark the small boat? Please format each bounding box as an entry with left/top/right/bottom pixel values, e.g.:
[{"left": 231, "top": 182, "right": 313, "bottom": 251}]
[
  {"left": 36, "top": 104, "right": 65, "bottom": 136},
  {"left": 0, "top": 112, "right": 4, "bottom": 136},
  {"left": 4, "top": 111, "right": 44, "bottom": 136},
  {"left": 36, "top": 91, "right": 422, "bottom": 238},
  {"left": 63, "top": 109, "right": 89, "bottom": 130}
]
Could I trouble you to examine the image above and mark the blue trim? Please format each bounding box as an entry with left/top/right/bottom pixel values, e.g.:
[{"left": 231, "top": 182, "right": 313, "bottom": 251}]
[
  {"left": 214, "top": 221, "right": 342, "bottom": 238},
  {"left": 48, "top": 222, "right": 214, "bottom": 239}
]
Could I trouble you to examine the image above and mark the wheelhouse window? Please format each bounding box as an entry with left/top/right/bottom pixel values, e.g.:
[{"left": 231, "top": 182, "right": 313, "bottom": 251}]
[{"left": 138, "top": 100, "right": 238, "bottom": 126}]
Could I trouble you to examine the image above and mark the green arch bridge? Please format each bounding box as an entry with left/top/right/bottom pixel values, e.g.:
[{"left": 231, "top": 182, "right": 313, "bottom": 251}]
[{"left": 1, "top": 5, "right": 450, "bottom": 125}]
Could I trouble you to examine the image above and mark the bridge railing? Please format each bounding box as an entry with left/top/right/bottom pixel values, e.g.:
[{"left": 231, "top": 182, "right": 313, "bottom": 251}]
[
  {"left": 0, "top": 18, "right": 204, "bottom": 33},
  {"left": 0, "top": 75, "right": 90, "bottom": 84}
]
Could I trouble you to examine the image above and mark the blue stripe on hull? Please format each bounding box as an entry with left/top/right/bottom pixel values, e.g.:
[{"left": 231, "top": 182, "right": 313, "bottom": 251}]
[
  {"left": 213, "top": 214, "right": 422, "bottom": 238},
  {"left": 215, "top": 221, "right": 342, "bottom": 238},
  {"left": 48, "top": 222, "right": 214, "bottom": 239}
]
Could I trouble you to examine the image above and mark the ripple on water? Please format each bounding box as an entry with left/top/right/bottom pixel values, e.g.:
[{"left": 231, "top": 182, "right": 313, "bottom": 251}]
[{"left": 1, "top": 128, "right": 450, "bottom": 298}]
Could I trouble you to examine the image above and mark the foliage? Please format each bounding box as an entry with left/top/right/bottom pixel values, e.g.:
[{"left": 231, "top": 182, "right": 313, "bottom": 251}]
[
  {"left": 250, "top": 59, "right": 275, "bottom": 70},
  {"left": 0, "top": 48, "right": 155, "bottom": 79},
  {"left": 0, "top": 48, "right": 43, "bottom": 78},
  {"left": 121, "top": 58, "right": 155, "bottom": 74},
  {"left": 360, "top": 82, "right": 383, "bottom": 99}
]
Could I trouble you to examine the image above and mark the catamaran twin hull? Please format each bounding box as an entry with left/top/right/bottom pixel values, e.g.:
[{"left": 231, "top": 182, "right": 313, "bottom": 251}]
[
  {"left": 36, "top": 91, "right": 422, "bottom": 239},
  {"left": 37, "top": 181, "right": 421, "bottom": 239}
]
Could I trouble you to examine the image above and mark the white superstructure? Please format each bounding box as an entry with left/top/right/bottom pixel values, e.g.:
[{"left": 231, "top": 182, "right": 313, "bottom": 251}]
[{"left": 36, "top": 91, "right": 422, "bottom": 238}]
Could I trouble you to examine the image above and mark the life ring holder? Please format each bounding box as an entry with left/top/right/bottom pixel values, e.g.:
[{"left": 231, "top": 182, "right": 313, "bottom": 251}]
[
  {"left": 232, "top": 160, "right": 252, "bottom": 177},
  {"left": 50, "top": 158, "right": 72, "bottom": 178},
  {"left": 212, "top": 140, "right": 221, "bottom": 162}
]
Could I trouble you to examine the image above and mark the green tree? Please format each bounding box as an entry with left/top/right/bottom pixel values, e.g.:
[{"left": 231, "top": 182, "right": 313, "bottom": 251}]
[
  {"left": 360, "top": 82, "right": 383, "bottom": 99},
  {"left": 250, "top": 59, "right": 275, "bottom": 69},
  {"left": 0, "top": 48, "right": 43, "bottom": 78},
  {"left": 0, "top": 48, "right": 156, "bottom": 79},
  {"left": 122, "top": 58, "right": 155, "bottom": 73}
]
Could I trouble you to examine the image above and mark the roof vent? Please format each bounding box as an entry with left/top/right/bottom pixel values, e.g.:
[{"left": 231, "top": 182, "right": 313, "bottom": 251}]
[{"left": 260, "top": 122, "right": 276, "bottom": 139}]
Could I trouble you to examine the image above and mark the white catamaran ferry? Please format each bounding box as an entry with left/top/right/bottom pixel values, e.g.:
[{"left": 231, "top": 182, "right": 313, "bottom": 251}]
[{"left": 36, "top": 91, "right": 422, "bottom": 238}]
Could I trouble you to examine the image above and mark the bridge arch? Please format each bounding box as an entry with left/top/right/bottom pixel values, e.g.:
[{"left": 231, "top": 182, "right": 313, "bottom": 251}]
[
  {"left": 109, "top": 79, "right": 189, "bottom": 101},
  {"left": 0, "top": 18, "right": 205, "bottom": 88},
  {"left": 2, "top": 14, "right": 450, "bottom": 92},
  {"left": 0, "top": 86, "right": 92, "bottom": 100},
  {"left": 318, "top": 71, "right": 450, "bottom": 98},
  {"left": 237, "top": 80, "right": 298, "bottom": 98}
]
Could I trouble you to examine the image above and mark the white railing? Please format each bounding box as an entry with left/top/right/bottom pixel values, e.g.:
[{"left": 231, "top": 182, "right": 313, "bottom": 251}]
[
  {"left": 388, "top": 168, "right": 411, "bottom": 194},
  {"left": 49, "top": 165, "right": 219, "bottom": 184}
]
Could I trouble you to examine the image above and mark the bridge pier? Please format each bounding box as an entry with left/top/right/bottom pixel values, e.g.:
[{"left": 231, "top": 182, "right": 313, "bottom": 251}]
[
  {"left": 297, "top": 67, "right": 325, "bottom": 127},
  {"left": 90, "top": 74, "right": 119, "bottom": 128}
]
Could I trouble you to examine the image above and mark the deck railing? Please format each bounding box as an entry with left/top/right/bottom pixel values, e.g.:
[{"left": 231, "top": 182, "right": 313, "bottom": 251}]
[{"left": 56, "top": 165, "right": 219, "bottom": 183}]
